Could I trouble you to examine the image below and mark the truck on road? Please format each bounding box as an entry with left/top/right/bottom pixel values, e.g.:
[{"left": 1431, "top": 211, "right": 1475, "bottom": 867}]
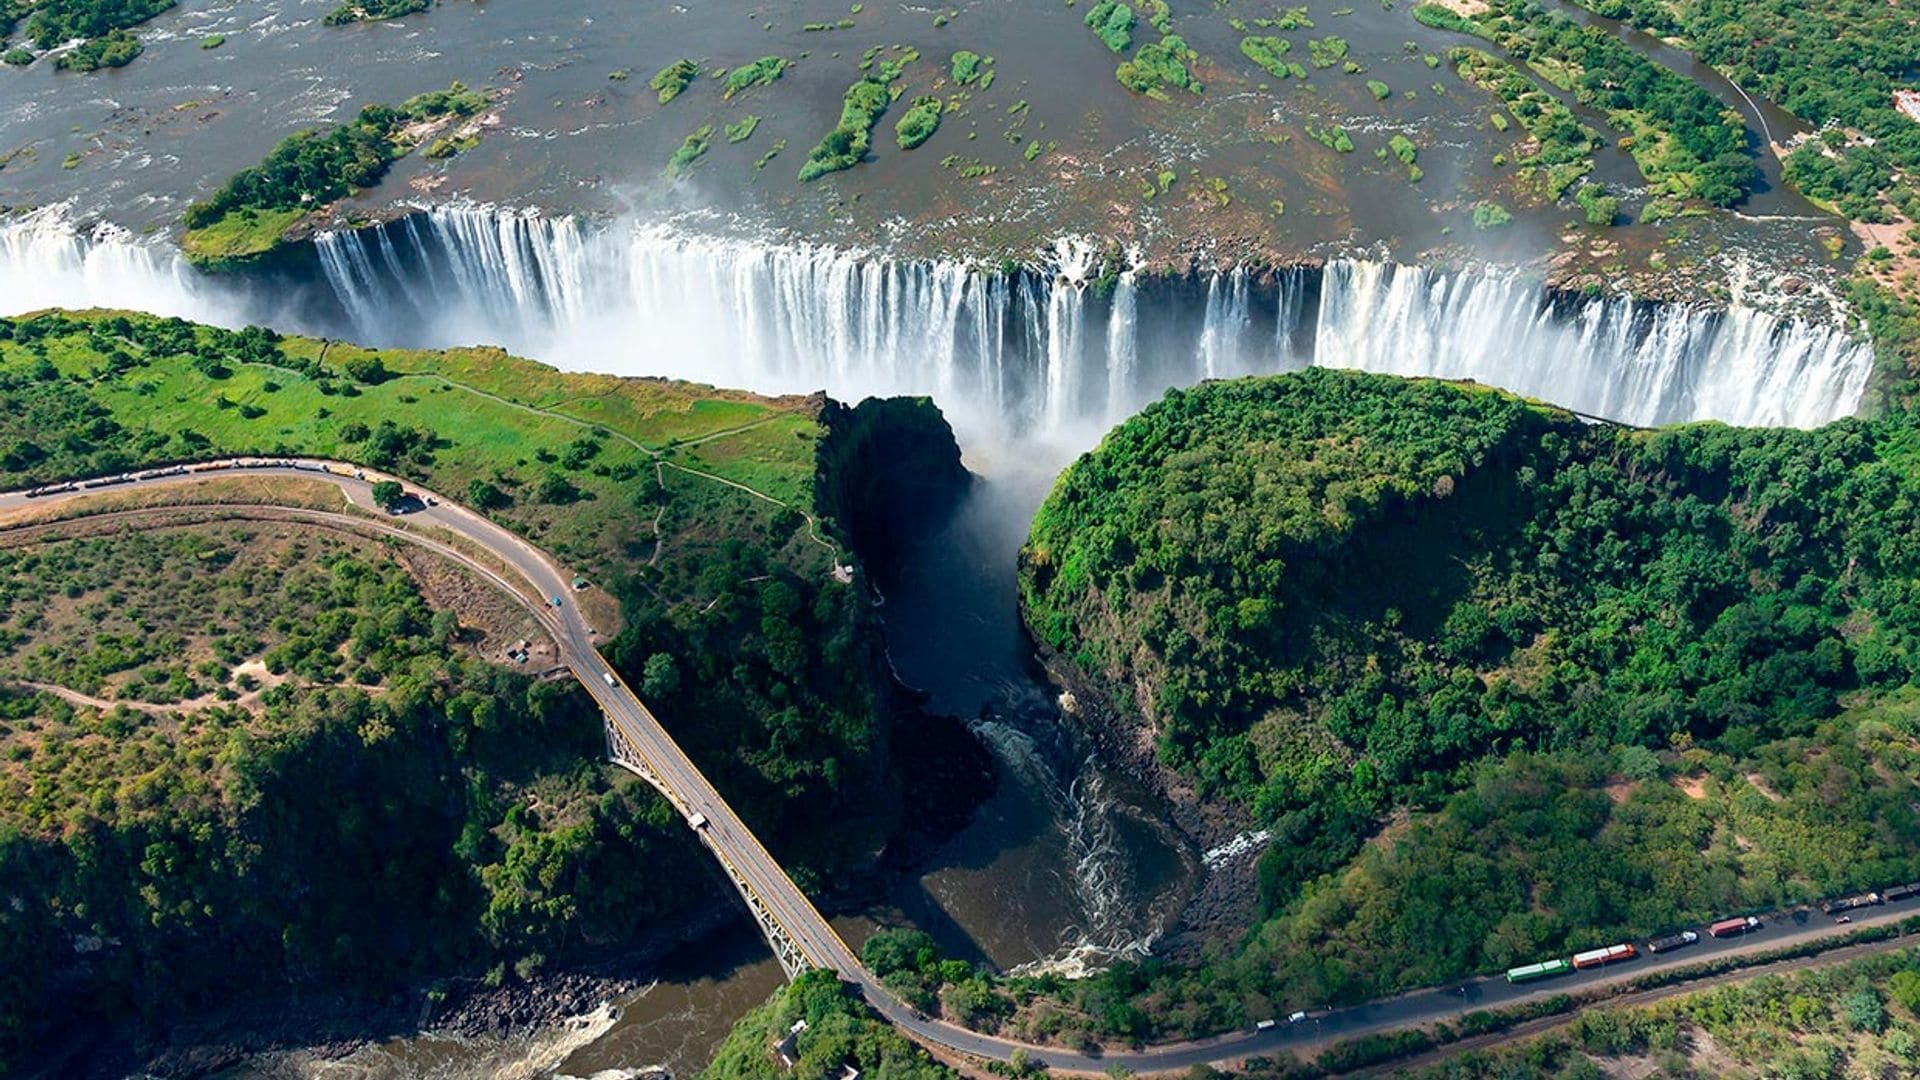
[
  {"left": 1571, "top": 943, "right": 1637, "bottom": 969},
  {"left": 1506, "top": 958, "right": 1573, "bottom": 984},
  {"left": 1710, "top": 916, "right": 1762, "bottom": 938},
  {"left": 1822, "top": 892, "right": 1883, "bottom": 915},
  {"left": 1646, "top": 931, "right": 1699, "bottom": 953},
  {"left": 1885, "top": 882, "right": 1920, "bottom": 903}
]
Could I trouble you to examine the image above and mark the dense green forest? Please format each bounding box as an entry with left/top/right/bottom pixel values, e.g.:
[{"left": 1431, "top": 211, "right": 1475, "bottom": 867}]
[
  {"left": 0, "top": 532, "right": 715, "bottom": 1076},
  {"left": 0, "top": 311, "right": 978, "bottom": 1073},
  {"left": 180, "top": 84, "right": 488, "bottom": 265},
  {"left": 0, "top": 0, "right": 172, "bottom": 68},
  {"left": 1419, "top": 0, "right": 1753, "bottom": 204},
  {"left": 1007, "top": 370, "right": 1920, "bottom": 1042}
]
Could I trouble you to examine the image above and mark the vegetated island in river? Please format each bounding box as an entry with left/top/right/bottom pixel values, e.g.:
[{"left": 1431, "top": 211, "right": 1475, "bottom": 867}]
[
  {"left": 877, "top": 368, "right": 1920, "bottom": 1051},
  {"left": 0, "top": 309, "right": 986, "bottom": 1076},
  {"left": 179, "top": 83, "right": 500, "bottom": 269}
]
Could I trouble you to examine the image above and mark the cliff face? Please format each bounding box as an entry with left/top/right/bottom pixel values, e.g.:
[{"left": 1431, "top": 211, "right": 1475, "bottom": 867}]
[
  {"left": 810, "top": 394, "right": 993, "bottom": 877},
  {"left": 813, "top": 394, "right": 974, "bottom": 575}
]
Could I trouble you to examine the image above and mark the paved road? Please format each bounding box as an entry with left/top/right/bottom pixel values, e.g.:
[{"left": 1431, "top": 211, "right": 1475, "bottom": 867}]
[{"left": 6, "top": 459, "right": 1919, "bottom": 1077}]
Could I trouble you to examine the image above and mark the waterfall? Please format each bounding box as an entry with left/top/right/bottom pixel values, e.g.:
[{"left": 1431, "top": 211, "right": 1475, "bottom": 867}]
[
  {"left": 0, "top": 205, "right": 255, "bottom": 327},
  {"left": 1105, "top": 264, "right": 1138, "bottom": 419},
  {"left": 0, "top": 204, "right": 1878, "bottom": 437},
  {"left": 1198, "top": 267, "right": 1255, "bottom": 380}
]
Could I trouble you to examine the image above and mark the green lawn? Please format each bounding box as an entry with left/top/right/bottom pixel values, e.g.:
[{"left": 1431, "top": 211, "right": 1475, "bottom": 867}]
[
  {"left": 3, "top": 313, "right": 831, "bottom": 597},
  {"left": 177, "top": 207, "right": 307, "bottom": 265}
]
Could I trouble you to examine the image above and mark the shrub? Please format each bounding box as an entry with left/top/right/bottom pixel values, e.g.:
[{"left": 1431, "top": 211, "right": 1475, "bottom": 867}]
[
  {"left": 722, "top": 56, "right": 787, "bottom": 99},
  {"left": 1085, "top": 1, "right": 1137, "bottom": 53},
  {"left": 649, "top": 58, "right": 699, "bottom": 104},
  {"left": 1472, "top": 201, "right": 1513, "bottom": 228},
  {"left": 895, "top": 96, "right": 942, "bottom": 149}
]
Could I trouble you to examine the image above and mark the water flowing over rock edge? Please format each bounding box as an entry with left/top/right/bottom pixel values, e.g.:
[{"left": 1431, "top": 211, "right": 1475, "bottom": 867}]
[{"left": 0, "top": 203, "right": 1878, "bottom": 440}]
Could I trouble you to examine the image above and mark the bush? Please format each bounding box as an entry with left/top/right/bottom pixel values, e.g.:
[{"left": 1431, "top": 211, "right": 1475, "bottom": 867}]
[
  {"left": 722, "top": 56, "right": 787, "bottom": 99},
  {"left": 55, "top": 29, "right": 142, "bottom": 71},
  {"left": 666, "top": 125, "right": 714, "bottom": 178},
  {"left": 1085, "top": 1, "right": 1136, "bottom": 53},
  {"left": 799, "top": 65, "right": 902, "bottom": 181},
  {"left": 1116, "top": 34, "right": 1199, "bottom": 95},
  {"left": 895, "top": 96, "right": 942, "bottom": 149},
  {"left": 649, "top": 58, "right": 699, "bottom": 104},
  {"left": 322, "top": 0, "right": 428, "bottom": 25},
  {"left": 1239, "top": 35, "right": 1291, "bottom": 79},
  {"left": 1472, "top": 201, "right": 1513, "bottom": 227}
]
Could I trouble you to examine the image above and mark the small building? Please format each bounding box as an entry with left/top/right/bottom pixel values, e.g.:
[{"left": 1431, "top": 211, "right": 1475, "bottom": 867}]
[
  {"left": 1896, "top": 89, "right": 1920, "bottom": 125},
  {"left": 774, "top": 1019, "right": 808, "bottom": 1070}
]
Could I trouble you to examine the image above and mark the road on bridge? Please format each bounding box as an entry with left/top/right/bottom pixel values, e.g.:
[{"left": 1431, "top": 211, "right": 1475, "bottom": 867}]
[{"left": 6, "top": 459, "right": 1919, "bottom": 1078}]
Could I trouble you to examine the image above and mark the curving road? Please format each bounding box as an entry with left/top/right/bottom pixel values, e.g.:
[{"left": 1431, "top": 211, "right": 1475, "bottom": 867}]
[{"left": 6, "top": 460, "right": 1919, "bottom": 1077}]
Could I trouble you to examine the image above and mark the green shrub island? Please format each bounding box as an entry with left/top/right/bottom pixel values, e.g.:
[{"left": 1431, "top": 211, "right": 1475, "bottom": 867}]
[
  {"left": 649, "top": 57, "right": 700, "bottom": 104},
  {"left": 0, "top": 0, "right": 172, "bottom": 68},
  {"left": 179, "top": 84, "right": 488, "bottom": 266},
  {"left": 322, "top": 0, "right": 430, "bottom": 26},
  {"left": 799, "top": 57, "right": 908, "bottom": 181},
  {"left": 895, "top": 95, "right": 942, "bottom": 150}
]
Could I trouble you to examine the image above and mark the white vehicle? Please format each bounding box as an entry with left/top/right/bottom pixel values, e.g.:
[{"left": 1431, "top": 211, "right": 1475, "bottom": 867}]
[
  {"left": 602, "top": 672, "right": 618, "bottom": 688},
  {"left": 1289, "top": 1011, "right": 1308, "bottom": 1024},
  {"left": 1255, "top": 1019, "right": 1277, "bottom": 1031},
  {"left": 688, "top": 812, "right": 709, "bottom": 830}
]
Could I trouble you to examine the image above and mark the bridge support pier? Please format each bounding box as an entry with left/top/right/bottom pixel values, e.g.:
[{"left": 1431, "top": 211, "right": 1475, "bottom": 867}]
[{"left": 602, "top": 714, "right": 817, "bottom": 981}]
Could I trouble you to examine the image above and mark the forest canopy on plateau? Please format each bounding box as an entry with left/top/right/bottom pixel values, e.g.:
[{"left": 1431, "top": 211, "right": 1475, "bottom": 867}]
[
  {"left": 0, "top": 310, "right": 977, "bottom": 1074},
  {"left": 1009, "top": 370, "right": 1920, "bottom": 1040}
]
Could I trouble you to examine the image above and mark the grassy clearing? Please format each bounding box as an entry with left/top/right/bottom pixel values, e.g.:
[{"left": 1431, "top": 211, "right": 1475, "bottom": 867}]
[
  {"left": 0, "top": 313, "right": 828, "bottom": 593},
  {"left": 176, "top": 207, "right": 307, "bottom": 265}
]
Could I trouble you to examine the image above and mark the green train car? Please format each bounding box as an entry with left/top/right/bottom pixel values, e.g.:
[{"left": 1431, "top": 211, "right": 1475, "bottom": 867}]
[{"left": 1505, "top": 958, "right": 1573, "bottom": 983}]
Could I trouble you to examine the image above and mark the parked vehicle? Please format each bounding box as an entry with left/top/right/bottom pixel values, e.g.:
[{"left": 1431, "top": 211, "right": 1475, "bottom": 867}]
[
  {"left": 1572, "top": 943, "right": 1637, "bottom": 969},
  {"left": 1822, "top": 892, "right": 1883, "bottom": 915},
  {"left": 1254, "top": 1019, "right": 1276, "bottom": 1032},
  {"left": 1710, "top": 916, "right": 1762, "bottom": 938},
  {"left": 1884, "top": 882, "right": 1920, "bottom": 903},
  {"left": 1646, "top": 931, "right": 1700, "bottom": 953},
  {"left": 1505, "top": 958, "right": 1573, "bottom": 983},
  {"left": 1289, "top": 1011, "right": 1308, "bottom": 1023}
]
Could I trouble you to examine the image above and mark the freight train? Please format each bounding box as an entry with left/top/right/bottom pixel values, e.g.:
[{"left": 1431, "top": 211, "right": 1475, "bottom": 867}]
[{"left": 1503, "top": 879, "right": 1920, "bottom": 985}]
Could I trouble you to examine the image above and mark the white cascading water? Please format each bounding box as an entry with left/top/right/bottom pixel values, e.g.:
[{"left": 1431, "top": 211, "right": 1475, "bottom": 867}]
[
  {"left": 0, "top": 205, "right": 253, "bottom": 327},
  {"left": 1, "top": 203, "right": 1878, "bottom": 437}
]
